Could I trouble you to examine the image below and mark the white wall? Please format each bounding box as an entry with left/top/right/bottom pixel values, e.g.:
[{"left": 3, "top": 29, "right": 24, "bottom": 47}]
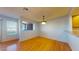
[
  {"left": 67, "top": 33, "right": 79, "bottom": 51},
  {"left": 20, "top": 19, "right": 40, "bottom": 41},
  {"left": 39, "top": 15, "right": 71, "bottom": 42}
]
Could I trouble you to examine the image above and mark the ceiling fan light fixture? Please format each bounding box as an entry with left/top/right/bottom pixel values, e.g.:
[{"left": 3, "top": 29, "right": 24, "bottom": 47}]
[
  {"left": 41, "top": 21, "right": 46, "bottom": 24},
  {"left": 41, "top": 16, "right": 47, "bottom": 24}
]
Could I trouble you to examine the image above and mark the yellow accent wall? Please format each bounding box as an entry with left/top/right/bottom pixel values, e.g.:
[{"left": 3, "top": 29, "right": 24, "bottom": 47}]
[{"left": 72, "top": 16, "right": 79, "bottom": 28}]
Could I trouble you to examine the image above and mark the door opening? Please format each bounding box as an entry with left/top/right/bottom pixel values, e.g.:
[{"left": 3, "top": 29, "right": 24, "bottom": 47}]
[{"left": 72, "top": 16, "right": 79, "bottom": 36}]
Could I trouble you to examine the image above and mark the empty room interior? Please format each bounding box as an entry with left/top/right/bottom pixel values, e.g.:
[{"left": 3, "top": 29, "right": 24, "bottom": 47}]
[{"left": 0, "top": 7, "right": 79, "bottom": 51}]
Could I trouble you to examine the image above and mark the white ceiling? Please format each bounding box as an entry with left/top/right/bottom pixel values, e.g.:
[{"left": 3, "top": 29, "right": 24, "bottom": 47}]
[{"left": 0, "top": 7, "right": 78, "bottom": 22}]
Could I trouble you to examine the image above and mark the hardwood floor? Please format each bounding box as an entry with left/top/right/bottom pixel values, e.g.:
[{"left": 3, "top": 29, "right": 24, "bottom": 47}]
[
  {"left": 20, "top": 37, "right": 71, "bottom": 51},
  {"left": 0, "top": 37, "right": 71, "bottom": 51}
]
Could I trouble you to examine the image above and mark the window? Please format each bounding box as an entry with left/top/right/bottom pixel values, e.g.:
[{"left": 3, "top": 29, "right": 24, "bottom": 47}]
[
  {"left": 22, "top": 21, "right": 33, "bottom": 31},
  {"left": 27, "top": 23, "right": 33, "bottom": 30},
  {"left": 22, "top": 23, "right": 27, "bottom": 31},
  {"left": 7, "top": 21, "right": 17, "bottom": 35}
]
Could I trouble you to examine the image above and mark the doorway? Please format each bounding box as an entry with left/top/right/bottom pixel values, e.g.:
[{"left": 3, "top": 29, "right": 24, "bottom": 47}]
[{"left": 72, "top": 16, "right": 79, "bottom": 36}]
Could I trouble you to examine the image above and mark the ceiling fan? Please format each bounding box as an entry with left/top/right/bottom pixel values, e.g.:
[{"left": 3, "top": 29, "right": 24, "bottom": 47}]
[{"left": 41, "top": 16, "right": 47, "bottom": 24}]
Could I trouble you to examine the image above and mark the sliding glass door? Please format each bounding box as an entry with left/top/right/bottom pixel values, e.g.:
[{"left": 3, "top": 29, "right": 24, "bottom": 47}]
[
  {"left": 0, "top": 16, "right": 19, "bottom": 41},
  {"left": 5, "top": 18, "right": 19, "bottom": 41}
]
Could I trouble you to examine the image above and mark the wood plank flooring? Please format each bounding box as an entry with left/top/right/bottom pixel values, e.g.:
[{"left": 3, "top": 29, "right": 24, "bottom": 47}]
[{"left": 20, "top": 37, "right": 71, "bottom": 51}]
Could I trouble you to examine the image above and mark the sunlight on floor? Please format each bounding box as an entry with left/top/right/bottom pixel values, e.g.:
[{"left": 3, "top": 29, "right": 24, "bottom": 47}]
[{"left": 6, "top": 44, "right": 17, "bottom": 51}]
